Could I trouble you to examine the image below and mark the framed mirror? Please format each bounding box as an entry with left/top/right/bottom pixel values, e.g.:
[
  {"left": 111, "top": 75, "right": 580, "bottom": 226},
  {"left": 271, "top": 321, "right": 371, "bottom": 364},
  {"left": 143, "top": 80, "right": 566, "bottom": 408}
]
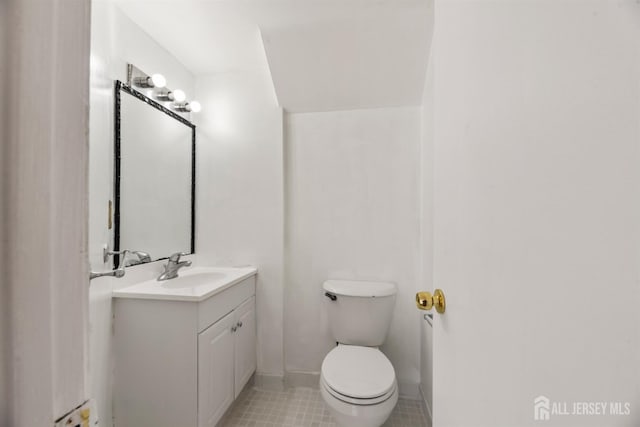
[{"left": 114, "top": 80, "right": 195, "bottom": 266}]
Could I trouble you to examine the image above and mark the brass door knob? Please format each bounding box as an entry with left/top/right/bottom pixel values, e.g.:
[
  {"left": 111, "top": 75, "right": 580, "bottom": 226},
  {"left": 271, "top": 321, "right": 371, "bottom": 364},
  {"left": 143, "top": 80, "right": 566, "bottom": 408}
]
[{"left": 415, "top": 289, "right": 446, "bottom": 314}]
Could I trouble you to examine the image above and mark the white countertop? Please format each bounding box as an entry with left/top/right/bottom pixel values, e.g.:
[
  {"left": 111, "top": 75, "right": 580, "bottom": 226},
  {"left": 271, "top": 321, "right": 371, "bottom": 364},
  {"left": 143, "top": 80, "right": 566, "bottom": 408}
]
[{"left": 112, "top": 266, "right": 257, "bottom": 302}]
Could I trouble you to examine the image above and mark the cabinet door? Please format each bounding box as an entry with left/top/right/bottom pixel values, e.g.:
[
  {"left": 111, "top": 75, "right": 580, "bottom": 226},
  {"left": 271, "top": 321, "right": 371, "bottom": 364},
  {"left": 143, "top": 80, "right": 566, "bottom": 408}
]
[
  {"left": 234, "top": 296, "right": 256, "bottom": 398},
  {"left": 198, "top": 311, "right": 235, "bottom": 427}
]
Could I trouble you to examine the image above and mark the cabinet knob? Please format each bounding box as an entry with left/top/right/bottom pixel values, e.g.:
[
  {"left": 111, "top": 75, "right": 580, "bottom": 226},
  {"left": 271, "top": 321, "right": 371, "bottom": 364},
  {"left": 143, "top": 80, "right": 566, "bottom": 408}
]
[
  {"left": 231, "top": 326, "right": 237, "bottom": 332},
  {"left": 237, "top": 321, "right": 243, "bottom": 328}
]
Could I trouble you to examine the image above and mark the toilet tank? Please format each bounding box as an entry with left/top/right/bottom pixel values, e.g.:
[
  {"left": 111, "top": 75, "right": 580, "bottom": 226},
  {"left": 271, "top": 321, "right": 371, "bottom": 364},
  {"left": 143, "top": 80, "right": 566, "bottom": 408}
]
[{"left": 323, "top": 279, "right": 397, "bottom": 346}]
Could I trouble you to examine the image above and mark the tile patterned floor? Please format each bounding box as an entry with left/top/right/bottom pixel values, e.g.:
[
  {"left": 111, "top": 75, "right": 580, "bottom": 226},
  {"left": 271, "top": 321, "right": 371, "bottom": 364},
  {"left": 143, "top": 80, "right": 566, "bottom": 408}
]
[{"left": 218, "top": 386, "right": 429, "bottom": 427}]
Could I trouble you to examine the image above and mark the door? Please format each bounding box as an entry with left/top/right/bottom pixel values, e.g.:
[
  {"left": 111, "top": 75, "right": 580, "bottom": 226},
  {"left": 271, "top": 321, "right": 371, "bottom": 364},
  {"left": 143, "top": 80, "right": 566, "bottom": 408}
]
[
  {"left": 198, "top": 311, "right": 235, "bottom": 427},
  {"left": 427, "top": 2, "right": 640, "bottom": 426},
  {"left": 234, "top": 296, "right": 256, "bottom": 398}
]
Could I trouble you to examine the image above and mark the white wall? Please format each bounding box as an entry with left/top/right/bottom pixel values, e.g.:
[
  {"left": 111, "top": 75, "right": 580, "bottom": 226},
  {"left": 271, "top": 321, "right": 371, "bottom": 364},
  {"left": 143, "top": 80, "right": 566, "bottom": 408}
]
[
  {"left": 194, "top": 66, "right": 285, "bottom": 377},
  {"left": 3, "top": 0, "right": 90, "bottom": 425},
  {"left": 89, "top": 2, "right": 195, "bottom": 424},
  {"left": 285, "top": 107, "right": 422, "bottom": 396},
  {"left": 432, "top": 1, "right": 640, "bottom": 426}
]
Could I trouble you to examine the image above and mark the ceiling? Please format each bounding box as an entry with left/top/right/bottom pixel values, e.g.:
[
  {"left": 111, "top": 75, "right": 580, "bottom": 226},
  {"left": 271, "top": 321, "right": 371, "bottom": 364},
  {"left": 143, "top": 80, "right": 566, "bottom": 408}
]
[{"left": 114, "top": 0, "right": 433, "bottom": 112}]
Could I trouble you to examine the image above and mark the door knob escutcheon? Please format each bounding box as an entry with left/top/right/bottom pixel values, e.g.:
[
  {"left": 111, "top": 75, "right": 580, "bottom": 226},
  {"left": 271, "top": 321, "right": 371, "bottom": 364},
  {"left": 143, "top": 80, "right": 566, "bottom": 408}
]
[{"left": 415, "top": 289, "right": 446, "bottom": 314}]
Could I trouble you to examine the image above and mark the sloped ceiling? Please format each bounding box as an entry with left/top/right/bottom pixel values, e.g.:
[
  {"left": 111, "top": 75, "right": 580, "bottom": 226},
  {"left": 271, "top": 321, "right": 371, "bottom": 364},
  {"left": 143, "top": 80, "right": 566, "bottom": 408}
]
[{"left": 113, "top": 0, "right": 433, "bottom": 112}]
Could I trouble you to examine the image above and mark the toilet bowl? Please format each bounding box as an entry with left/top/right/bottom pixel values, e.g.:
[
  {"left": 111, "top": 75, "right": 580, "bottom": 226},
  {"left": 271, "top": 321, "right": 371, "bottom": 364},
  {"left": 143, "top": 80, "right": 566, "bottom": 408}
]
[{"left": 320, "top": 344, "right": 398, "bottom": 427}]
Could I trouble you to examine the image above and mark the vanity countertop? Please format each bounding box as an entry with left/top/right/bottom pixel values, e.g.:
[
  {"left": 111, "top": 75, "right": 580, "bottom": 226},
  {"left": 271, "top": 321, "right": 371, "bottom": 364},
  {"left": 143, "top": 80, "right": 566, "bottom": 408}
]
[{"left": 112, "top": 266, "right": 257, "bottom": 302}]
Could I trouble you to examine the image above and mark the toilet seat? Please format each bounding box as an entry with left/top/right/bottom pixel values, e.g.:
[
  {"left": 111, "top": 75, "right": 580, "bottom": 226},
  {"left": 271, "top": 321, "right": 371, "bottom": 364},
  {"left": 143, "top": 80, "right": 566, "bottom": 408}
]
[
  {"left": 321, "top": 374, "right": 396, "bottom": 406},
  {"left": 321, "top": 345, "right": 396, "bottom": 405}
]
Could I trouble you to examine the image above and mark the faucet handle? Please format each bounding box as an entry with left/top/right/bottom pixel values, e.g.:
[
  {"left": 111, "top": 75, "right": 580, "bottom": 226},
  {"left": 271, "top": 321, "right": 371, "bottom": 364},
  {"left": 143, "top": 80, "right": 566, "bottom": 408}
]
[{"left": 168, "top": 252, "right": 188, "bottom": 262}]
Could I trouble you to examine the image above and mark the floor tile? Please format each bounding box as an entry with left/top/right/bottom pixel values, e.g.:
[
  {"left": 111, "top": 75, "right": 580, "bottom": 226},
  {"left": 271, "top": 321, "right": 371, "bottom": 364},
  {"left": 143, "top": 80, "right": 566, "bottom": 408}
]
[{"left": 218, "top": 386, "right": 429, "bottom": 427}]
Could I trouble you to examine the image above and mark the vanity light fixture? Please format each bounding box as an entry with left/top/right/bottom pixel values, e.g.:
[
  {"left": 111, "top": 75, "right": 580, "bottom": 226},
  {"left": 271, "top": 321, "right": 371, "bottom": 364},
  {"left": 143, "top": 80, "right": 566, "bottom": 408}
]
[
  {"left": 155, "top": 90, "right": 177, "bottom": 102},
  {"left": 172, "top": 101, "right": 202, "bottom": 113},
  {"left": 172, "top": 102, "right": 190, "bottom": 113},
  {"left": 127, "top": 64, "right": 203, "bottom": 115},
  {"left": 132, "top": 73, "right": 166, "bottom": 89}
]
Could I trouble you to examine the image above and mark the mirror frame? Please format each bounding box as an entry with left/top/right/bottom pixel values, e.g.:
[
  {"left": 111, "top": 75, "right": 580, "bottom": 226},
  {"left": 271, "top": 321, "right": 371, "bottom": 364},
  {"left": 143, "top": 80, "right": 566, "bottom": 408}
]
[{"left": 113, "top": 80, "right": 196, "bottom": 267}]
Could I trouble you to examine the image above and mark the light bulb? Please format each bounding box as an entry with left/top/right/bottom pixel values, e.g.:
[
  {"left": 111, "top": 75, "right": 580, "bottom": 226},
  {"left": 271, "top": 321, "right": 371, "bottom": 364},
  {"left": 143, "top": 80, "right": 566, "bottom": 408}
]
[
  {"left": 173, "top": 89, "right": 186, "bottom": 103},
  {"left": 189, "top": 101, "right": 202, "bottom": 113},
  {"left": 151, "top": 73, "right": 166, "bottom": 88}
]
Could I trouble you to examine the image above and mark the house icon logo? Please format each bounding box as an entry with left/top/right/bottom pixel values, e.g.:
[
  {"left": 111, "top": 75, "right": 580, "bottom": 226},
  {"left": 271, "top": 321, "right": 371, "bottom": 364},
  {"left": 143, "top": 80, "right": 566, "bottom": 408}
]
[{"left": 534, "top": 395, "right": 550, "bottom": 421}]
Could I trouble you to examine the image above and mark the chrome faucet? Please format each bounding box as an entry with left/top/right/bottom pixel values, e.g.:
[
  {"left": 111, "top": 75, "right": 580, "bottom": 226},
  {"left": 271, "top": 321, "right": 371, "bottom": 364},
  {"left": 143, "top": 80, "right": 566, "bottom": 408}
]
[
  {"left": 157, "top": 252, "right": 192, "bottom": 281},
  {"left": 89, "top": 249, "right": 150, "bottom": 280},
  {"left": 121, "top": 250, "right": 151, "bottom": 266}
]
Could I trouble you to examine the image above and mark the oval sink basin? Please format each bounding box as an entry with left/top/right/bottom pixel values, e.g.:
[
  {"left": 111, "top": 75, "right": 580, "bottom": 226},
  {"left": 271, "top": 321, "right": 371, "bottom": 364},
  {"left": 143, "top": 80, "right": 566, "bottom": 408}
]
[{"left": 160, "top": 271, "right": 227, "bottom": 289}]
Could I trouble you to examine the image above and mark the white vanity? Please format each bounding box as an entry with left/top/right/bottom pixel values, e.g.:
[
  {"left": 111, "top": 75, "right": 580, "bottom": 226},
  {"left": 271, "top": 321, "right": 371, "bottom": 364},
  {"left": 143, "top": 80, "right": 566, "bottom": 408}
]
[{"left": 112, "top": 266, "right": 257, "bottom": 427}]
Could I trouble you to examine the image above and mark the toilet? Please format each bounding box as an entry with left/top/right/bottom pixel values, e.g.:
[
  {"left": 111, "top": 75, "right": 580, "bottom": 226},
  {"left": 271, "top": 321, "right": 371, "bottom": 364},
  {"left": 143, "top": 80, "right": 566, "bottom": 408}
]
[{"left": 320, "top": 279, "right": 399, "bottom": 427}]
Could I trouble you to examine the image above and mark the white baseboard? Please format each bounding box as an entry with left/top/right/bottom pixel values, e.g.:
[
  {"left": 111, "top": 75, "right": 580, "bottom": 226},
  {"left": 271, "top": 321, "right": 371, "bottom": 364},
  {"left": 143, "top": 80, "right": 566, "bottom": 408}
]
[
  {"left": 398, "top": 380, "right": 421, "bottom": 400},
  {"left": 254, "top": 372, "right": 322, "bottom": 390},
  {"left": 254, "top": 373, "right": 285, "bottom": 391},
  {"left": 285, "top": 371, "right": 320, "bottom": 388}
]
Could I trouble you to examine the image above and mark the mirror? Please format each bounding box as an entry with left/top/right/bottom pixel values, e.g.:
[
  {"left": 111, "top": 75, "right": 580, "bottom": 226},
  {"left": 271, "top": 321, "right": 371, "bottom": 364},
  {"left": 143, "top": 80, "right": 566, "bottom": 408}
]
[{"left": 114, "top": 80, "right": 195, "bottom": 266}]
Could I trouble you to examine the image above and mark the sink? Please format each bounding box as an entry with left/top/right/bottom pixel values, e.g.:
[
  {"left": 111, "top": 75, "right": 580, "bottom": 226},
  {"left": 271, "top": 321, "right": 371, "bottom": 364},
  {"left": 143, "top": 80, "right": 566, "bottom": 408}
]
[
  {"left": 160, "top": 271, "right": 227, "bottom": 289},
  {"left": 112, "top": 266, "right": 258, "bottom": 301}
]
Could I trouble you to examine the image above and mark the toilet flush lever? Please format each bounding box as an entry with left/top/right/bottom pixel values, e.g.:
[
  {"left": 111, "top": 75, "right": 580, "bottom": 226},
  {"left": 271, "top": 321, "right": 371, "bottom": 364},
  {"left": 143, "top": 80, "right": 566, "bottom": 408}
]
[{"left": 324, "top": 292, "right": 337, "bottom": 301}]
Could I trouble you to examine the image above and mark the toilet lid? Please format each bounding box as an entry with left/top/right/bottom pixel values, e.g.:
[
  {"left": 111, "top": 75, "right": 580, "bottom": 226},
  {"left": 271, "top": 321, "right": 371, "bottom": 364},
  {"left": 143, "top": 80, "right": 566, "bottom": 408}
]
[{"left": 321, "top": 345, "right": 395, "bottom": 399}]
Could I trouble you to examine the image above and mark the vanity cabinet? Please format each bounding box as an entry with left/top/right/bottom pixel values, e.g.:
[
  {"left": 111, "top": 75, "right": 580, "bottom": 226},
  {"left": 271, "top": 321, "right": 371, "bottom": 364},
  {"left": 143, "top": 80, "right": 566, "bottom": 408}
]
[
  {"left": 113, "top": 273, "right": 256, "bottom": 427},
  {"left": 198, "top": 296, "right": 256, "bottom": 427}
]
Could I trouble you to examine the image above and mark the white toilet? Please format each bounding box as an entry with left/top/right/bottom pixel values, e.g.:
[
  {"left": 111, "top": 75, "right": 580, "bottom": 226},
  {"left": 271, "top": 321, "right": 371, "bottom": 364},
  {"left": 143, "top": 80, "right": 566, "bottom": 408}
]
[{"left": 320, "top": 279, "right": 398, "bottom": 427}]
